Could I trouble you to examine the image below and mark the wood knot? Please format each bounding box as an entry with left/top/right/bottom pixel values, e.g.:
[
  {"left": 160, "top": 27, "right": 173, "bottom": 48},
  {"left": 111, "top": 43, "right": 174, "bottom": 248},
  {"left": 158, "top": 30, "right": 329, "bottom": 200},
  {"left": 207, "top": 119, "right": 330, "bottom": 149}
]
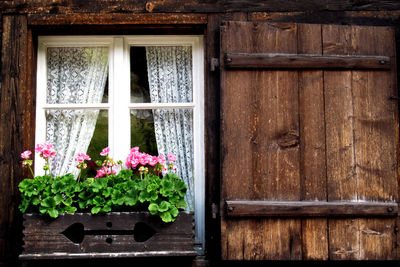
[
  {"left": 145, "top": 2, "right": 154, "bottom": 12},
  {"left": 277, "top": 130, "right": 299, "bottom": 148}
]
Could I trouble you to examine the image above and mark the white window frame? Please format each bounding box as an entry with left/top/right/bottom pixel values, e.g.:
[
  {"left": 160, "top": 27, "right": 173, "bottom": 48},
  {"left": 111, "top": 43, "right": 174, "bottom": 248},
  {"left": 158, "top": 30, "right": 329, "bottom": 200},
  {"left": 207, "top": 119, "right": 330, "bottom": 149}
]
[{"left": 35, "top": 35, "right": 205, "bottom": 253}]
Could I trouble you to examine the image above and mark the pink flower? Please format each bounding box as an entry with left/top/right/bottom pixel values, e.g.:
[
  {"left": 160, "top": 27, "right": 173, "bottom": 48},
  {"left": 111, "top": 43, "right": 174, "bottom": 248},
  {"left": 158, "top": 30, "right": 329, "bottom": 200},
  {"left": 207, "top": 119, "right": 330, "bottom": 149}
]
[
  {"left": 100, "top": 147, "right": 110, "bottom": 156},
  {"left": 75, "top": 153, "right": 91, "bottom": 162},
  {"left": 94, "top": 167, "right": 116, "bottom": 179},
  {"left": 171, "top": 164, "right": 177, "bottom": 172},
  {"left": 167, "top": 153, "right": 177, "bottom": 162},
  {"left": 157, "top": 155, "right": 166, "bottom": 164},
  {"left": 162, "top": 167, "right": 168, "bottom": 176},
  {"left": 21, "top": 150, "right": 32, "bottom": 159},
  {"left": 148, "top": 156, "right": 158, "bottom": 166},
  {"left": 130, "top": 147, "right": 139, "bottom": 153},
  {"left": 35, "top": 143, "right": 44, "bottom": 153},
  {"left": 36, "top": 142, "right": 56, "bottom": 160}
]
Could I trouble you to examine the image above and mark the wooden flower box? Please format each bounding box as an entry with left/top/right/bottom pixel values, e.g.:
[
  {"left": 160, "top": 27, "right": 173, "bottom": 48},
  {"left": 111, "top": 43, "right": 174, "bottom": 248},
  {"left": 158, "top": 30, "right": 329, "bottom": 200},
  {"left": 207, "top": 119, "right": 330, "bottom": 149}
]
[{"left": 20, "top": 211, "right": 196, "bottom": 260}]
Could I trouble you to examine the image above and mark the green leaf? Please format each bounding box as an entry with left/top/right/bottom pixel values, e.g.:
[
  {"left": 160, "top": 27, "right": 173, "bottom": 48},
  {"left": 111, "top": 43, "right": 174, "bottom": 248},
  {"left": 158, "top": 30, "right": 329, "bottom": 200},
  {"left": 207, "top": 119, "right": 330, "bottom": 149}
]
[
  {"left": 111, "top": 190, "right": 124, "bottom": 205},
  {"left": 158, "top": 201, "right": 171, "bottom": 212},
  {"left": 124, "top": 189, "right": 138, "bottom": 206},
  {"left": 41, "top": 196, "right": 56, "bottom": 208},
  {"left": 64, "top": 206, "right": 77, "bottom": 213},
  {"left": 91, "top": 206, "right": 101, "bottom": 214},
  {"left": 54, "top": 194, "right": 63, "bottom": 205},
  {"left": 148, "top": 203, "right": 159, "bottom": 215},
  {"left": 102, "top": 204, "right": 112, "bottom": 213},
  {"left": 48, "top": 208, "right": 59, "bottom": 218},
  {"left": 175, "top": 199, "right": 188, "bottom": 209},
  {"left": 160, "top": 211, "right": 173, "bottom": 223},
  {"left": 78, "top": 201, "right": 87, "bottom": 209},
  {"left": 18, "top": 198, "right": 30, "bottom": 213},
  {"left": 169, "top": 206, "right": 179, "bottom": 218},
  {"left": 102, "top": 187, "right": 113, "bottom": 198},
  {"left": 31, "top": 196, "right": 41, "bottom": 206},
  {"left": 62, "top": 197, "right": 73, "bottom": 206}
]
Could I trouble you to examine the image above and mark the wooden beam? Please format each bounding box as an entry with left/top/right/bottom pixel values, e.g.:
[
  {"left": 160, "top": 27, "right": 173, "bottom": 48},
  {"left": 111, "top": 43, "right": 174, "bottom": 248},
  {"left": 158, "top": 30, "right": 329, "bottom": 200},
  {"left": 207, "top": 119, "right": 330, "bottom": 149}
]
[
  {"left": 2, "top": 0, "right": 400, "bottom": 14},
  {"left": 224, "top": 53, "right": 392, "bottom": 69},
  {"left": 0, "top": 14, "right": 29, "bottom": 261},
  {"left": 28, "top": 13, "right": 207, "bottom": 25},
  {"left": 225, "top": 200, "right": 399, "bottom": 217}
]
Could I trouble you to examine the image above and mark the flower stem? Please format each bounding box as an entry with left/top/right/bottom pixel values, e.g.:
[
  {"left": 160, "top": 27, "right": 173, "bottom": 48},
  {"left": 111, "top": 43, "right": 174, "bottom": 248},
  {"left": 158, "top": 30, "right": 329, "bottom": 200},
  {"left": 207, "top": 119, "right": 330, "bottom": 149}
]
[{"left": 28, "top": 166, "right": 34, "bottom": 179}]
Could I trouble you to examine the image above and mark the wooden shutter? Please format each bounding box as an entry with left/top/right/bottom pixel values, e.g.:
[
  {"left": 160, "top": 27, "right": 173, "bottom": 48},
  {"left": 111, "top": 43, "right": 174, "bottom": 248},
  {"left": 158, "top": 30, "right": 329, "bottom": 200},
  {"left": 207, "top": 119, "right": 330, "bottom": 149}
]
[{"left": 220, "top": 21, "right": 399, "bottom": 260}]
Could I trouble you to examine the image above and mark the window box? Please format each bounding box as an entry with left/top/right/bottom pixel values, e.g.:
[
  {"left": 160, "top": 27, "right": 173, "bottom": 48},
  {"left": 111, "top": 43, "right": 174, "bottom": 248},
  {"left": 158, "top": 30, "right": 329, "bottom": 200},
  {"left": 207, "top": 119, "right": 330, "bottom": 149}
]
[{"left": 20, "top": 211, "right": 196, "bottom": 259}]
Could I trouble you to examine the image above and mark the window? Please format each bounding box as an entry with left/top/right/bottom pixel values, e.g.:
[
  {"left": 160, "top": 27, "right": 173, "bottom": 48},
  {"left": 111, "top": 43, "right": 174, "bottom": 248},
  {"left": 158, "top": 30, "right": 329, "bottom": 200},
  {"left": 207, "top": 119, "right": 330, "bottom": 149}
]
[{"left": 35, "top": 36, "right": 205, "bottom": 252}]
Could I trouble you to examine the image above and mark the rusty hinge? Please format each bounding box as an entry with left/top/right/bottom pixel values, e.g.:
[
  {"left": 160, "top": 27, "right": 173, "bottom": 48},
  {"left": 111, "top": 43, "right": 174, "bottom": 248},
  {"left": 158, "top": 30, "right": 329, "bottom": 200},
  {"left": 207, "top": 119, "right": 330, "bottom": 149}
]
[{"left": 210, "top": 58, "right": 220, "bottom": 72}]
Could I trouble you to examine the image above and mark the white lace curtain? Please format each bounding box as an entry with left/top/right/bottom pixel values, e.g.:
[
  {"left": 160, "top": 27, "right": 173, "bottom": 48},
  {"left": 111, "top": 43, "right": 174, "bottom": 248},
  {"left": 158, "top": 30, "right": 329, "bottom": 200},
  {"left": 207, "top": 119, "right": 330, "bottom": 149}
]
[
  {"left": 146, "top": 46, "right": 194, "bottom": 210},
  {"left": 46, "top": 47, "right": 108, "bottom": 176}
]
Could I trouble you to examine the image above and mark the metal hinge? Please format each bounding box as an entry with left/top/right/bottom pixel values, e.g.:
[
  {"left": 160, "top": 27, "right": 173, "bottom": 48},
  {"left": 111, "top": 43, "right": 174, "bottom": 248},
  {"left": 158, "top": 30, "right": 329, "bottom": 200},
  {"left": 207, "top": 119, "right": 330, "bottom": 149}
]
[
  {"left": 210, "top": 58, "right": 220, "bottom": 72},
  {"left": 211, "top": 203, "right": 219, "bottom": 219}
]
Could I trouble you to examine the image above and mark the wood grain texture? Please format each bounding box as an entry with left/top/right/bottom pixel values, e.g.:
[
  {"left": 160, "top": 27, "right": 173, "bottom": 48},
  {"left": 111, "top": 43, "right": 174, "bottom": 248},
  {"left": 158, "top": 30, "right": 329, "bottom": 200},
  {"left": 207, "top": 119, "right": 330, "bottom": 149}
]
[
  {"left": 224, "top": 53, "right": 392, "bottom": 69},
  {"left": 221, "top": 22, "right": 398, "bottom": 261},
  {"left": 221, "top": 21, "right": 301, "bottom": 260},
  {"left": 323, "top": 24, "right": 398, "bottom": 260},
  {"left": 20, "top": 212, "right": 196, "bottom": 259},
  {"left": 225, "top": 200, "right": 398, "bottom": 217},
  {"left": 28, "top": 13, "right": 207, "bottom": 25},
  {"left": 2, "top": 0, "right": 400, "bottom": 14},
  {"left": 0, "top": 15, "right": 29, "bottom": 261},
  {"left": 297, "top": 23, "right": 329, "bottom": 261}
]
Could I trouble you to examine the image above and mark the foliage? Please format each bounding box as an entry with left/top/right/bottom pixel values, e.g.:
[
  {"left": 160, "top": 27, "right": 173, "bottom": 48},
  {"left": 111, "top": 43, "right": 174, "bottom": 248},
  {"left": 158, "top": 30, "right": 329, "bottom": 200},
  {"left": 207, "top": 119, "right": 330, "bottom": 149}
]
[{"left": 18, "top": 145, "right": 188, "bottom": 223}]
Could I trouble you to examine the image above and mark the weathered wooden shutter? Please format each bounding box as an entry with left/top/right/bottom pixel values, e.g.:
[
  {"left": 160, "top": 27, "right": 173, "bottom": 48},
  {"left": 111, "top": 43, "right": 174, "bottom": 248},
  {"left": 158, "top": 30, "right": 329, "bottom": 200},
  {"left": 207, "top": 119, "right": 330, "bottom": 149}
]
[{"left": 220, "top": 21, "right": 399, "bottom": 260}]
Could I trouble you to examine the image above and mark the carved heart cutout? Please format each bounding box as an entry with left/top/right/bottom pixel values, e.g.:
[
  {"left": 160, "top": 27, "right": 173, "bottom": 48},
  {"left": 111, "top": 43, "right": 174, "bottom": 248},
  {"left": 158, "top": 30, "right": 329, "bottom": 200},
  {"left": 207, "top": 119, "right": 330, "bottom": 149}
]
[
  {"left": 61, "top": 222, "right": 84, "bottom": 244},
  {"left": 133, "top": 222, "right": 156, "bottom": 242}
]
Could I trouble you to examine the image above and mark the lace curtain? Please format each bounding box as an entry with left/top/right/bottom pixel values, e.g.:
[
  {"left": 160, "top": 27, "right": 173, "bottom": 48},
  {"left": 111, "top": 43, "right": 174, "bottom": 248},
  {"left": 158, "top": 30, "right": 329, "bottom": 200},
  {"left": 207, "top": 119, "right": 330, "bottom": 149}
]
[
  {"left": 146, "top": 46, "right": 194, "bottom": 210},
  {"left": 46, "top": 47, "right": 108, "bottom": 176}
]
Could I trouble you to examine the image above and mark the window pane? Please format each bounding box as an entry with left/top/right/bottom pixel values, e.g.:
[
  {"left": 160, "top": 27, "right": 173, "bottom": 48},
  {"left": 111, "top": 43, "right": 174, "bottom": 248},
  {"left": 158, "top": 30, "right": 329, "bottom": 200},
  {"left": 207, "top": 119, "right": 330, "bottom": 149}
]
[
  {"left": 46, "top": 47, "right": 109, "bottom": 104},
  {"left": 130, "top": 46, "right": 193, "bottom": 103},
  {"left": 130, "top": 47, "right": 151, "bottom": 103},
  {"left": 130, "top": 109, "right": 157, "bottom": 155},
  {"left": 45, "top": 109, "right": 107, "bottom": 177}
]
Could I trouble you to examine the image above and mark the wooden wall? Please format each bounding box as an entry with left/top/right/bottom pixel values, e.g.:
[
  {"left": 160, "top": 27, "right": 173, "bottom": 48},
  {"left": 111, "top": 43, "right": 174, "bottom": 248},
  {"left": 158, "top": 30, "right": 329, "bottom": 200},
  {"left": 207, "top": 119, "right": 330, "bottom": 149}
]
[{"left": 1, "top": 0, "right": 400, "bottom": 265}]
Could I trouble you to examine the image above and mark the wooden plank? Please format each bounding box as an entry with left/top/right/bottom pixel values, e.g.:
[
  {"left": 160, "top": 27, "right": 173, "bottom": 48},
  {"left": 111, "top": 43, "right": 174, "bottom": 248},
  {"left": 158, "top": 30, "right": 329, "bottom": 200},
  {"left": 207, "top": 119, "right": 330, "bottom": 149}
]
[
  {"left": 0, "top": 15, "right": 29, "bottom": 261},
  {"left": 28, "top": 13, "right": 207, "bottom": 25},
  {"left": 249, "top": 10, "right": 400, "bottom": 26},
  {"left": 351, "top": 25, "right": 398, "bottom": 261},
  {"left": 3, "top": 0, "right": 400, "bottom": 14},
  {"left": 324, "top": 24, "right": 360, "bottom": 261},
  {"left": 20, "top": 212, "right": 196, "bottom": 259},
  {"left": 297, "top": 23, "right": 328, "bottom": 260},
  {"left": 224, "top": 53, "right": 392, "bottom": 69},
  {"left": 324, "top": 24, "right": 398, "bottom": 260},
  {"left": 225, "top": 200, "right": 398, "bottom": 217},
  {"left": 221, "top": 21, "right": 301, "bottom": 260}
]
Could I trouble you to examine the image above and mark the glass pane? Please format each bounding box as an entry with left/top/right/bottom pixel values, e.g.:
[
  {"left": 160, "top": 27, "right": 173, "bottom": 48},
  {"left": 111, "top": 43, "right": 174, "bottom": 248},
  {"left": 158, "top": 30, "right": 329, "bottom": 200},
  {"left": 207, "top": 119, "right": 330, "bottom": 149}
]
[
  {"left": 130, "top": 46, "right": 193, "bottom": 103},
  {"left": 46, "top": 47, "right": 109, "bottom": 104},
  {"left": 130, "top": 109, "right": 158, "bottom": 156},
  {"left": 45, "top": 109, "right": 108, "bottom": 177},
  {"left": 130, "top": 47, "right": 151, "bottom": 103}
]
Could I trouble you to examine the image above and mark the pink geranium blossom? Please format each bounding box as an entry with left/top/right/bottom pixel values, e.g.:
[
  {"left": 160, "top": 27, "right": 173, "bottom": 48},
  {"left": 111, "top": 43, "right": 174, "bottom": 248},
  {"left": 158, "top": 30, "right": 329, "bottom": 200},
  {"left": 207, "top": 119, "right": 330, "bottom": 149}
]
[
  {"left": 167, "top": 153, "right": 177, "bottom": 162},
  {"left": 95, "top": 167, "right": 116, "bottom": 179},
  {"left": 100, "top": 147, "right": 110, "bottom": 156},
  {"left": 35, "top": 142, "right": 56, "bottom": 160},
  {"left": 21, "top": 150, "right": 32, "bottom": 160},
  {"left": 75, "top": 153, "right": 91, "bottom": 163},
  {"left": 157, "top": 155, "right": 166, "bottom": 164}
]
